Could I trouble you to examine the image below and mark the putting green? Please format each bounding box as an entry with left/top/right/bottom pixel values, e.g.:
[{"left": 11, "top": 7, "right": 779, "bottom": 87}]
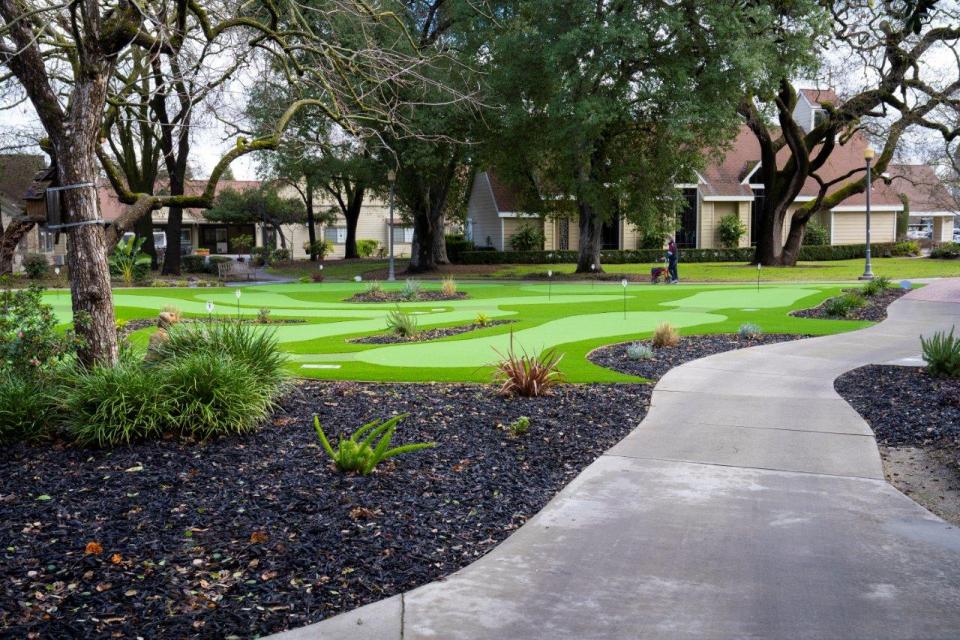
[{"left": 45, "top": 281, "right": 862, "bottom": 382}]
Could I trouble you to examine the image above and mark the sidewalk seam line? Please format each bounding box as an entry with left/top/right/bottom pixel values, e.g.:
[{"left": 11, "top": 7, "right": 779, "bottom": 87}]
[{"left": 601, "top": 453, "right": 886, "bottom": 482}]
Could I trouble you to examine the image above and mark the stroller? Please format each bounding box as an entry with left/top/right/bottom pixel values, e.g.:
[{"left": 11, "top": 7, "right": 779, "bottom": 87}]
[{"left": 650, "top": 259, "right": 670, "bottom": 284}]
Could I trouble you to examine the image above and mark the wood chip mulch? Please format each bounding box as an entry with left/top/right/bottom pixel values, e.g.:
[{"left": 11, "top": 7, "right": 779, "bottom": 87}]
[
  {"left": 588, "top": 333, "right": 808, "bottom": 380},
  {"left": 0, "top": 382, "right": 650, "bottom": 639},
  {"left": 349, "top": 320, "right": 515, "bottom": 344}
]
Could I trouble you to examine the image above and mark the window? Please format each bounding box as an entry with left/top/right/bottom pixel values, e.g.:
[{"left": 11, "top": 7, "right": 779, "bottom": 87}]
[
  {"left": 813, "top": 108, "right": 828, "bottom": 129},
  {"left": 391, "top": 226, "right": 414, "bottom": 244},
  {"left": 38, "top": 226, "right": 56, "bottom": 253},
  {"left": 675, "top": 188, "right": 698, "bottom": 248},
  {"left": 325, "top": 227, "right": 347, "bottom": 243}
]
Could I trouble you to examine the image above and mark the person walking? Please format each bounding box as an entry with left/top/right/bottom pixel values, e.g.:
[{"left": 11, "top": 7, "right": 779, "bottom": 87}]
[{"left": 666, "top": 238, "right": 679, "bottom": 284}]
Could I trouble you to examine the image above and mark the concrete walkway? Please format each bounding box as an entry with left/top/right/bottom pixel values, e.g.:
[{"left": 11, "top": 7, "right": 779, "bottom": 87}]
[{"left": 274, "top": 280, "right": 960, "bottom": 640}]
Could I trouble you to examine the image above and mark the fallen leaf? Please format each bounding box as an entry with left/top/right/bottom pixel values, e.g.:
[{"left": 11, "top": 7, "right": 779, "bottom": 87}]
[
  {"left": 110, "top": 553, "right": 123, "bottom": 565},
  {"left": 84, "top": 542, "right": 103, "bottom": 555},
  {"left": 249, "top": 531, "right": 269, "bottom": 544},
  {"left": 35, "top": 495, "right": 52, "bottom": 502}
]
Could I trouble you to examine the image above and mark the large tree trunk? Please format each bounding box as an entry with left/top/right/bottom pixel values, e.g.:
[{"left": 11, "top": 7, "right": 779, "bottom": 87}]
[
  {"left": 343, "top": 185, "right": 365, "bottom": 259},
  {"left": 408, "top": 203, "right": 448, "bottom": 273},
  {"left": 575, "top": 200, "right": 604, "bottom": 273},
  {"left": 0, "top": 219, "right": 38, "bottom": 274},
  {"left": 160, "top": 169, "right": 186, "bottom": 275},
  {"left": 58, "top": 82, "right": 119, "bottom": 366},
  {"left": 782, "top": 216, "right": 806, "bottom": 265},
  {"left": 305, "top": 182, "right": 318, "bottom": 261},
  {"left": 753, "top": 197, "right": 790, "bottom": 266},
  {"left": 133, "top": 213, "right": 157, "bottom": 269}
]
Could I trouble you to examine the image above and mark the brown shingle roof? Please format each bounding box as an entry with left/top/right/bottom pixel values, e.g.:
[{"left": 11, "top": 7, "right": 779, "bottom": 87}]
[
  {"left": 800, "top": 88, "right": 839, "bottom": 106},
  {"left": 887, "top": 164, "right": 957, "bottom": 213},
  {"left": 486, "top": 171, "right": 521, "bottom": 213}
]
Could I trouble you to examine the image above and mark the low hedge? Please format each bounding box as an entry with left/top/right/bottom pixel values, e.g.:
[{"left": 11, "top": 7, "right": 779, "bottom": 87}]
[
  {"left": 457, "top": 242, "right": 914, "bottom": 265},
  {"left": 930, "top": 242, "right": 960, "bottom": 259}
]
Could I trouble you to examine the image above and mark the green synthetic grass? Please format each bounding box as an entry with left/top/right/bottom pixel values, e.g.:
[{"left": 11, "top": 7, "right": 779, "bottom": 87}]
[
  {"left": 45, "top": 281, "right": 870, "bottom": 383},
  {"left": 494, "top": 257, "right": 959, "bottom": 282}
]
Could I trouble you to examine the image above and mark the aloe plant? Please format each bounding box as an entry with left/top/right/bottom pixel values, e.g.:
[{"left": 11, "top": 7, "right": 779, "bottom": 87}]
[{"left": 313, "top": 414, "right": 436, "bottom": 475}]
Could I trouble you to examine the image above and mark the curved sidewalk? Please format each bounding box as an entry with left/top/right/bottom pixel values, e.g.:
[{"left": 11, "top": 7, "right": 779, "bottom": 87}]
[{"left": 274, "top": 280, "right": 960, "bottom": 640}]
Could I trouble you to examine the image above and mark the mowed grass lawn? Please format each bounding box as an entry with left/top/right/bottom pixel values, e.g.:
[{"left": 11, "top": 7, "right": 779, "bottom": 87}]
[
  {"left": 269, "top": 257, "right": 957, "bottom": 283},
  {"left": 47, "top": 281, "right": 870, "bottom": 383},
  {"left": 493, "top": 257, "right": 959, "bottom": 282}
]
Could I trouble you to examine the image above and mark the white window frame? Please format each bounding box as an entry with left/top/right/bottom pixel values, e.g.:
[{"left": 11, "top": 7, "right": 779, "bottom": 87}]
[
  {"left": 325, "top": 226, "right": 348, "bottom": 244},
  {"left": 391, "top": 226, "right": 414, "bottom": 244}
]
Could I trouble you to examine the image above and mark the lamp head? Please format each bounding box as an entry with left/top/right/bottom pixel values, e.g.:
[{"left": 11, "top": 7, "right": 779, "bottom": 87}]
[
  {"left": 864, "top": 146, "right": 876, "bottom": 161},
  {"left": 387, "top": 169, "right": 396, "bottom": 182}
]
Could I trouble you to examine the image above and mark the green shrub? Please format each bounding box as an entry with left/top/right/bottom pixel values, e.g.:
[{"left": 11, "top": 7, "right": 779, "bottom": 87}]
[
  {"left": 626, "top": 343, "right": 654, "bottom": 359},
  {"left": 824, "top": 293, "right": 866, "bottom": 318},
  {"left": 356, "top": 239, "right": 379, "bottom": 257},
  {"left": 891, "top": 241, "right": 920, "bottom": 257},
  {"left": 509, "top": 224, "right": 545, "bottom": 251},
  {"left": 64, "top": 360, "right": 174, "bottom": 446},
  {"left": 803, "top": 222, "right": 830, "bottom": 246},
  {"left": 401, "top": 278, "right": 422, "bottom": 300},
  {"left": 930, "top": 242, "right": 960, "bottom": 259},
  {"left": 386, "top": 308, "right": 418, "bottom": 338},
  {"left": 155, "top": 322, "right": 288, "bottom": 392},
  {"left": 0, "top": 285, "right": 78, "bottom": 373},
  {"left": 508, "top": 416, "right": 530, "bottom": 437},
  {"left": 181, "top": 255, "right": 208, "bottom": 273},
  {"left": 921, "top": 328, "right": 960, "bottom": 378},
  {"left": 313, "top": 414, "right": 436, "bottom": 475},
  {"left": 165, "top": 351, "right": 274, "bottom": 440},
  {"left": 862, "top": 276, "right": 892, "bottom": 297},
  {"left": 109, "top": 236, "right": 152, "bottom": 285},
  {"left": 475, "top": 312, "right": 491, "bottom": 327},
  {"left": 445, "top": 234, "right": 475, "bottom": 262},
  {"left": 458, "top": 243, "right": 906, "bottom": 265},
  {"left": 233, "top": 234, "right": 255, "bottom": 255},
  {"left": 738, "top": 323, "right": 763, "bottom": 339},
  {"left": 304, "top": 239, "right": 333, "bottom": 260},
  {"left": 271, "top": 248, "right": 291, "bottom": 263},
  {"left": 717, "top": 214, "right": 747, "bottom": 248},
  {"left": 0, "top": 373, "right": 55, "bottom": 443},
  {"left": 22, "top": 254, "right": 50, "bottom": 279}
]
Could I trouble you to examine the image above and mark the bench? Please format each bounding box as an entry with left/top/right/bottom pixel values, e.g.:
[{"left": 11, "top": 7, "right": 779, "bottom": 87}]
[{"left": 217, "top": 260, "right": 256, "bottom": 283}]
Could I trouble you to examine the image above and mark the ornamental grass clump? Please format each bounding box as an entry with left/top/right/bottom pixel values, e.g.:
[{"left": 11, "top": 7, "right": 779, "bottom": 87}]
[
  {"left": 0, "top": 373, "right": 56, "bottom": 444},
  {"left": 386, "top": 308, "right": 418, "bottom": 338},
  {"left": 63, "top": 358, "right": 175, "bottom": 446},
  {"left": 738, "top": 323, "right": 763, "bottom": 339},
  {"left": 493, "top": 336, "right": 564, "bottom": 397},
  {"left": 165, "top": 351, "right": 274, "bottom": 440},
  {"left": 651, "top": 322, "right": 680, "bottom": 348},
  {"left": 475, "top": 312, "right": 491, "bottom": 327},
  {"left": 825, "top": 292, "right": 866, "bottom": 318},
  {"left": 862, "top": 276, "right": 892, "bottom": 297},
  {"left": 626, "top": 343, "right": 654, "bottom": 360},
  {"left": 402, "top": 278, "right": 422, "bottom": 300},
  {"left": 313, "top": 414, "right": 436, "bottom": 475},
  {"left": 364, "top": 280, "right": 386, "bottom": 300},
  {"left": 921, "top": 327, "right": 960, "bottom": 378},
  {"left": 154, "top": 321, "right": 288, "bottom": 393},
  {"left": 441, "top": 276, "right": 458, "bottom": 297}
]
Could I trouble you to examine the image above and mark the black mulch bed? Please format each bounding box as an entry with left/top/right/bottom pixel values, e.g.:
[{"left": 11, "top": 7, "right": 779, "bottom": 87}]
[
  {"left": 346, "top": 291, "right": 468, "bottom": 303},
  {"left": 119, "top": 317, "right": 306, "bottom": 336},
  {"left": 791, "top": 287, "right": 908, "bottom": 322},
  {"left": 588, "top": 333, "right": 808, "bottom": 380},
  {"left": 835, "top": 365, "right": 960, "bottom": 447},
  {"left": 349, "top": 320, "right": 515, "bottom": 344},
  {"left": 0, "top": 382, "right": 651, "bottom": 640}
]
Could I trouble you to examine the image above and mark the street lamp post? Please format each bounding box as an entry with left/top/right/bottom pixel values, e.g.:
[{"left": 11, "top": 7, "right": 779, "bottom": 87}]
[
  {"left": 860, "top": 146, "right": 875, "bottom": 281},
  {"left": 387, "top": 169, "right": 397, "bottom": 282}
]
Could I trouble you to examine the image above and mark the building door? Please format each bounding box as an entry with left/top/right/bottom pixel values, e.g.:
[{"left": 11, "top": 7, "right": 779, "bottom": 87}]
[
  {"left": 675, "top": 188, "right": 698, "bottom": 248},
  {"left": 557, "top": 218, "right": 569, "bottom": 250},
  {"left": 750, "top": 188, "right": 765, "bottom": 245},
  {"left": 601, "top": 213, "right": 620, "bottom": 250}
]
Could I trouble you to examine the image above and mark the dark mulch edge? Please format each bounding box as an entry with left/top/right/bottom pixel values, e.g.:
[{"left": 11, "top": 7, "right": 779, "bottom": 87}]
[
  {"left": 791, "top": 287, "right": 908, "bottom": 322},
  {"left": 345, "top": 291, "right": 468, "bottom": 303},
  {"left": 349, "top": 320, "right": 515, "bottom": 345},
  {"left": 0, "top": 382, "right": 651, "bottom": 640},
  {"left": 588, "top": 333, "right": 809, "bottom": 380},
  {"left": 119, "top": 317, "right": 306, "bottom": 336},
  {"left": 834, "top": 365, "right": 960, "bottom": 447}
]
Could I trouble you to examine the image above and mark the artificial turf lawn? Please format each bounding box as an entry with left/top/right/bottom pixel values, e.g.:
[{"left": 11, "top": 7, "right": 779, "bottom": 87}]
[{"left": 45, "top": 281, "right": 868, "bottom": 383}]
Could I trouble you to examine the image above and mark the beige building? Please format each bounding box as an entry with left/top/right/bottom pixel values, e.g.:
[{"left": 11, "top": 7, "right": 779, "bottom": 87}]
[
  {"left": 467, "top": 89, "right": 957, "bottom": 252},
  {"left": 11, "top": 177, "right": 416, "bottom": 268}
]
